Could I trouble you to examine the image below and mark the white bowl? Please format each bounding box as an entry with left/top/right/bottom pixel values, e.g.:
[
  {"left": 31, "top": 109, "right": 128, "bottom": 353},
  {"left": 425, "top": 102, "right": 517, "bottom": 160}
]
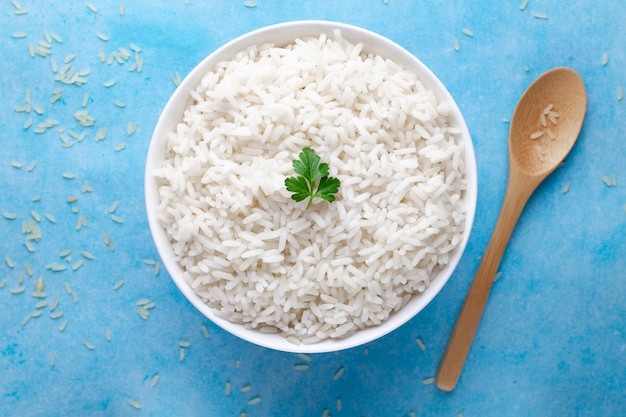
[{"left": 145, "top": 20, "right": 477, "bottom": 353}]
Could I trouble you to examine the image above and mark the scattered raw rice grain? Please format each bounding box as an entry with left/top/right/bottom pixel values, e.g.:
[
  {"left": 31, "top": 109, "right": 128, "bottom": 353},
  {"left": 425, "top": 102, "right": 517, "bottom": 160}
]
[
  {"left": 50, "top": 31, "right": 62, "bottom": 43},
  {"left": 601, "top": 52, "right": 608, "bottom": 66},
  {"left": 11, "top": 287, "right": 25, "bottom": 295},
  {"left": 59, "top": 320, "right": 68, "bottom": 332},
  {"left": 235, "top": 360, "right": 240, "bottom": 368},
  {"left": 201, "top": 325, "right": 210, "bottom": 338},
  {"left": 248, "top": 396, "right": 261, "bottom": 406},
  {"left": 72, "top": 260, "right": 84, "bottom": 271},
  {"left": 294, "top": 364, "right": 309, "bottom": 371},
  {"left": 127, "top": 121, "right": 137, "bottom": 135},
  {"left": 416, "top": 338, "right": 426, "bottom": 351},
  {"left": 239, "top": 413, "right": 248, "bottom": 417},
  {"left": 3, "top": 212, "right": 17, "bottom": 220},
  {"left": 119, "top": 2, "right": 125, "bottom": 15},
  {"left": 103, "top": 78, "right": 116, "bottom": 87},
  {"left": 111, "top": 215, "right": 123, "bottom": 224},
  {"left": 50, "top": 297, "right": 59, "bottom": 311},
  {"left": 106, "top": 327, "right": 112, "bottom": 341},
  {"left": 11, "top": 161, "right": 23, "bottom": 168},
  {"left": 76, "top": 215, "right": 88, "bottom": 230},
  {"left": 35, "top": 277, "right": 45, "bottom": 292},
  {"left": 64, "top": 282, "right": 72, "bottom": 295},
  {"left": 95, "top": 127, "right": 107, "bottom": 141},
  {"left": 422, "top": 377, "right": 435, "bottom": 385},
  {"left": 50, "top": 311, "right": 64, "bottom": 319},
  {"left": 602, "top": 176, "right": 612, "bottom": 186},
  {"left": 32, "top": 103, "right": 43, "bottom": 115},
  {"left": 240, "top": 385, "right": 251, "bottom": 393},
  {"left": 113, "top": 280, "right": 125, "bottom": 290},
  {"left": 364, "top": 347, "right": 369, "bottom": 356},
  {"left": 336, "top": 397, "right": 342, "bottom": 412},
  {"left": 81, "top": 251, "right": 94, "bottom": 260},
  {"left": 611, "top": 174, "right": 617, "bottom": 186},
  {"left": 127, "top": 399, "right": 141, "bottom": 409},
  {"left": 75, "top": 109, "right": 95, "bottom": 126},
  {"left": 171, "top": 73, "right": 182, "bottom": 87},
  {"left": 462, "top": 28, "right": 474, "bottom": 37},
  {"left": 24, "top": 118, "right": 33, "bottom": 129},
  {"left": 114, "top": 143, "right": 127, "bottom": 152},
  {"left": 533, "top": 12, "right": 548, "bottom": 19},
  {"left": 519, "top": 0, "right": 528, "bottom": 10},
  {"left": 32, "top": 194, "right": 40, "bottom": 202},
  {"left": 493, "top": 271, "right": 503, "bottom": 282},
  {"left": 12, "top": 32, "right": 27, "bottom": 38},
  {"left": 618, "top": 86, "right": 623, "bottom": 101},
  {"left": 21, "top": 313, "right": 31, "bottom": 326},
  {"left": 81, "top": 180, "right": 93, "bottom": 193},
  {"left": 179, "top": 347, "right": 186, "bottom": 361},
  {"left": 50, "top": 351, "right": 56, "bottom": 367},
  {"left": 297, "top": 353, "right": 312, "bottom": 362},
  {"left": 35, "top": 301, "right": 47, "bottom": 309},
  {"left": 50, "top": 89, "right": 62, "bottom": 104},
  {"left": 333, "top": 367, "right": 345, "bottom": 381},
  {"left": 31, "top": 289, "right": 45, "bottom": 298},
  {"left": 153, "top": 261, "right": 161, "bottom": 276},
  {"left": 5, "top": 256, "right": 14, "bottom": 268},
  {"left": 62, "top": 172, "right": 76, "bottom": 180},
  {"left": 243, "top": 1, "right": 256, "bottom": 7},
  {"left": 31, "top": 211, "right": 41, "bottom": 222},
  {"left": 113, "top": 100, "right": 125, "bottom": 107},
  {"left": 45, "top": 213, "right": 56, "bottom": 223},
  {"left": 137, "top": 299, "right": 155, "bottom": 320},
  {"left": 84, "top": 340, "right": 94, "bottom": 350},
  {"left": 86, "top": 2, "right": 98, "bottom": 12},
  {"left": 179, "top": 341, "right": 191, "bottom": 348},
  {"left": 225, "top": 382, "right": 232, "bottom": 395},
  {"left": 562, "top": 181, "right": 571, "bottom": 193},
  {"left": 96, "top": 32, "right": 109, "bottom": 41},
  {"left": 530, "top": 131, "right": 543, "bottom": 140},
  {"left": 25, "top": 263, "right": 33, "bottom": 277},
  {"left": 151, "top": 374, "right": 160, "bottom": 388},
  {"left": 453, "top": 37, "right": 460, "bottom": 51}
]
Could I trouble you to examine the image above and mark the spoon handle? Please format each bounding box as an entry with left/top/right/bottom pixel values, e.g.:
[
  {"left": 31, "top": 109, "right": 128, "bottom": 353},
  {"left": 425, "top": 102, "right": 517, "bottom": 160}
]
[{"left": 435, "top": 177, "right": 534, "bottom": 391}]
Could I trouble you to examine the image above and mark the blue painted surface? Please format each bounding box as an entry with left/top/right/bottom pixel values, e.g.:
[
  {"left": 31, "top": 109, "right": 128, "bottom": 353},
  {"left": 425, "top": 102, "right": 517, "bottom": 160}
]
[{"left": 1, "top": 1, "right": 625, "bottom": 416}]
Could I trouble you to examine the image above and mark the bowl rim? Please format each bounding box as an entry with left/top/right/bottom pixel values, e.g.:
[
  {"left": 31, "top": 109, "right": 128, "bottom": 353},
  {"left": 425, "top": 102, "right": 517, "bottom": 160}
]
[{"left": 144, "top": 19, "right": 477, "bottom": 353}]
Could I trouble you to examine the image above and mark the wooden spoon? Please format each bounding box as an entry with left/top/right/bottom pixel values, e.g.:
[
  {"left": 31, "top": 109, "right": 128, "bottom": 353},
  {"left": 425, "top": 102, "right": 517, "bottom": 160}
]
[{"left": 435, "top": 67, "right": 587, "bottom": 392}]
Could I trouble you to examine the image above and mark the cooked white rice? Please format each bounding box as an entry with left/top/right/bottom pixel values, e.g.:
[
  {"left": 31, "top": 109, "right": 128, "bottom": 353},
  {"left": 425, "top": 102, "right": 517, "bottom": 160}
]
[{"left": 154, "top": 31, "right": 467, "bottom": 343}]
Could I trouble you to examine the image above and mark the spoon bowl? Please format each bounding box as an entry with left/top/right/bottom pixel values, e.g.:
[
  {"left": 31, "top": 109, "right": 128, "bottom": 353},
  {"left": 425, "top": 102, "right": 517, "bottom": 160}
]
[
  {"left": 509, "top": 67, "right": 587, "bottom": 178},
  {"left": 435, "top": 67, "right": 587, "bottom": 391}
]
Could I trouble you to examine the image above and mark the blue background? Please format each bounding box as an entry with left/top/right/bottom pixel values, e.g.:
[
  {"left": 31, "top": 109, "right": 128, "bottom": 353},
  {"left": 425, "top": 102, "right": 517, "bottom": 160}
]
[{"left": 1, "top": 1, "right": 625, "bottom": 416}]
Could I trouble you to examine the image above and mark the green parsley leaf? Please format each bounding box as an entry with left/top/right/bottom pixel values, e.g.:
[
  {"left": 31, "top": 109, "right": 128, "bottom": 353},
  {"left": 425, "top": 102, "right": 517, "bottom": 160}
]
[{"left": 285, "top": 148, "right": 340, "bottom": 208}]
